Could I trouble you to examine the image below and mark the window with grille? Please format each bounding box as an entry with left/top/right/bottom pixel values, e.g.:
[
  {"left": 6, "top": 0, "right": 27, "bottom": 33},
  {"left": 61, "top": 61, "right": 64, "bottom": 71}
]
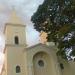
[{"left": 16, "top": 65, "right": 21, "bottom": 73}]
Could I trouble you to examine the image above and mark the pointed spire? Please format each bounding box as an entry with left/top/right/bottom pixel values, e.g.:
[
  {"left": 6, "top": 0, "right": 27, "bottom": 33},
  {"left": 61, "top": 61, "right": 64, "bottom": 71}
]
[{"left": 8, "top": 9, "right": 24, "bottom": 25}]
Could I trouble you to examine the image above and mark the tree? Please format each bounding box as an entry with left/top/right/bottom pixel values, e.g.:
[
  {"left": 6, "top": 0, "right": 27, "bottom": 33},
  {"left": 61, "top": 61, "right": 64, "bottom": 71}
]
[{"left": 31, "top": 0, "right": 75, "bottom": 61}]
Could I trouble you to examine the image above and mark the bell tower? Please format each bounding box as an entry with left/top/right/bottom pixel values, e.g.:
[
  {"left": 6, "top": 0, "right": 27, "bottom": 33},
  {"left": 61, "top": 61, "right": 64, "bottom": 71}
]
[{"left": 4, "top": 10, "right": 27, "bottom": 75}]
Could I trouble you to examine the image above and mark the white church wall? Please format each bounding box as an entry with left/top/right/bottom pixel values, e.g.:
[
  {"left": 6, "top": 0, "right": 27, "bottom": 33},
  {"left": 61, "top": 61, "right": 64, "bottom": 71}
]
[
  {"left": 5, "top": 46, "right": 26, "bottom": 75},
  {"left": 24, "top": 44, "right": 61, "bottom": 75}
]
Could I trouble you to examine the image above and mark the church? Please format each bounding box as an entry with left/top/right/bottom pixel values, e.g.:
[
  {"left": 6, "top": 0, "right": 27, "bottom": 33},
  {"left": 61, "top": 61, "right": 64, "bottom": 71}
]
[{"left": 1, "top": 10, "right": 75, "bottom": 75}]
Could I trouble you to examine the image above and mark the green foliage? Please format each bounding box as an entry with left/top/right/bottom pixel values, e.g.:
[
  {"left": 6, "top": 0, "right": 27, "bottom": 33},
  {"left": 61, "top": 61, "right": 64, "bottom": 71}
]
[{"left": 31, "top": 0, "right": 75, "bottom": 60}]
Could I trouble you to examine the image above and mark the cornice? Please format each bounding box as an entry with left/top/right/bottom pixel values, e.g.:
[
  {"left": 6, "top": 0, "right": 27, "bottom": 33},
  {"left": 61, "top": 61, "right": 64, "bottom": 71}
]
[{"left": 4, "top": 23, "right": 26, "bottom": 33}]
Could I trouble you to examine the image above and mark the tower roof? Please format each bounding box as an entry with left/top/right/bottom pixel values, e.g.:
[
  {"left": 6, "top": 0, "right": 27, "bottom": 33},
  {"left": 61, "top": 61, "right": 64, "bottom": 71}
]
[
  {"left": 4, "top": 10, "right": 25, "bottom": 33},
  {"left": 7, "top": 10, "right": 24, "bottom": 25}
]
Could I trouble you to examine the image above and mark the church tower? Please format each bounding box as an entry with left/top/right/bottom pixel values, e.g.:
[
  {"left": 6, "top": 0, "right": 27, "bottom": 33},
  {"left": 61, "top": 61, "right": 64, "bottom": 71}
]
[
  {"left": 4, "top": 10, "right": 27, "bottom": 75},
  {"left": 3, "top": 10, "right": 61, "bottom": 75}
]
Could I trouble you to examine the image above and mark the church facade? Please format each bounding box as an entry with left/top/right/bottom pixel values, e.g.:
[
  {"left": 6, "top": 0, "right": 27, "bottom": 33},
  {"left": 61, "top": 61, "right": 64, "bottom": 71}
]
[{"left": 1, "top": 10, "right": 75, "bottom": 75}]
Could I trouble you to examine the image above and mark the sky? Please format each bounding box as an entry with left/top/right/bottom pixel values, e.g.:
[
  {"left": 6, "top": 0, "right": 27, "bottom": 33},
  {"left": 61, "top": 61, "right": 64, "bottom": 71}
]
[
  {"left": 0, "top": 0, "right": 44, "bottom": 47},
  {"left": 0, "top": 0, "right": 44, "bottom": 73},
  {"left": 0, "top": 33, "right": 5, "bottom": 74}
]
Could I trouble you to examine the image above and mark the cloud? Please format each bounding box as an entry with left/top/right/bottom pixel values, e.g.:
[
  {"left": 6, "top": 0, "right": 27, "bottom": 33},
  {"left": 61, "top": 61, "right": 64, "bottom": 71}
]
[
  {"left": 0, "top": 0, "right": 44, "bottom": 31},
  {"left": 0, "top": 0, "right": 44, "bottom": 46},
  {"left": 0, "top": 0, "right": 45, "bottom": 72}
]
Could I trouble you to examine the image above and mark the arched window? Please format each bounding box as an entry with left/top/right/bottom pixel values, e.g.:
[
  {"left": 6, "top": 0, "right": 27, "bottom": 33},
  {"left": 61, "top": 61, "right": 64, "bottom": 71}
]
[
  {"left": 60, "top": 63, "right": 64, "bottom": 70},
  {"left": 16, "top": 65, "right": 21, "bottom": 73},
  {"left": 38, "top": 60, "right": 44, "bottom": 67},
  {"left": 15, "top": 36, "right": 19, "bottom": 44}
]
